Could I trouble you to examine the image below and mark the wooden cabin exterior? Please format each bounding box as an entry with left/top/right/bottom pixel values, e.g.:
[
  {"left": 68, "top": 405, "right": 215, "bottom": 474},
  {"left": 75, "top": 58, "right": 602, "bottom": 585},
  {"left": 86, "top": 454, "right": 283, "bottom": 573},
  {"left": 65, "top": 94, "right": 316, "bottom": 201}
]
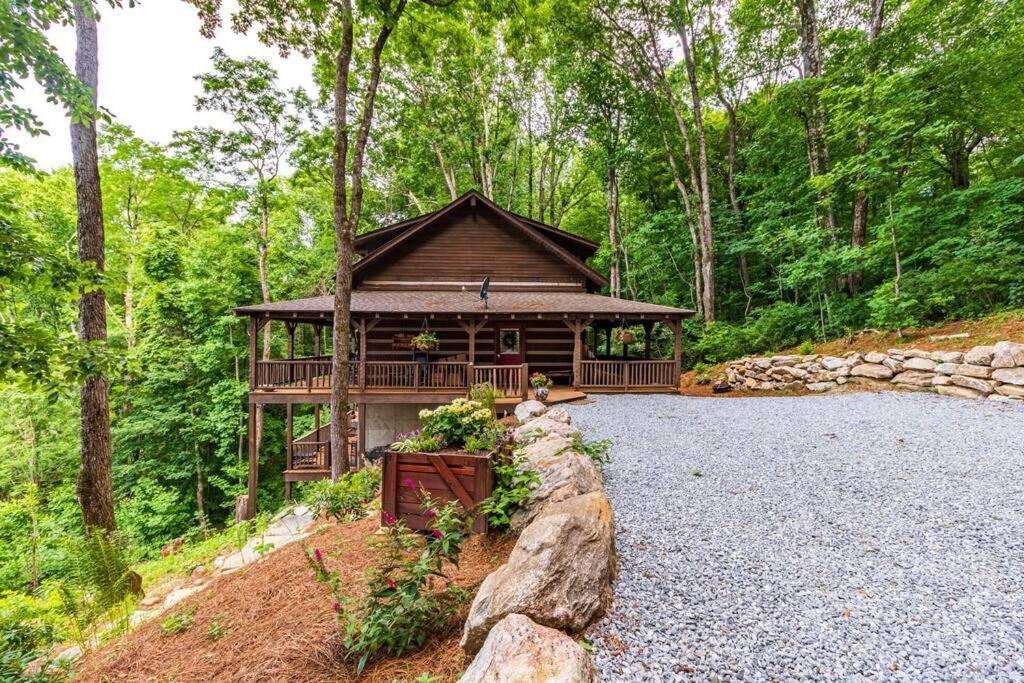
[{"left": 234, "top": 190, "right": 693, "bottom": 515}]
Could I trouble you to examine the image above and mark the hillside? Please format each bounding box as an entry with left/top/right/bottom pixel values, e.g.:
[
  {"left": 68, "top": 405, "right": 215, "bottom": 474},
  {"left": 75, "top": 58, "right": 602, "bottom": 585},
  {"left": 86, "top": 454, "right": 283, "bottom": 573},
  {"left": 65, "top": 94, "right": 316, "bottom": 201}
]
[
  {"left": 681, "top": 311, "right": 1024, "bottom": 396},
  {"left": 73, "top": 517, "right": 514, "bottom": 683}
]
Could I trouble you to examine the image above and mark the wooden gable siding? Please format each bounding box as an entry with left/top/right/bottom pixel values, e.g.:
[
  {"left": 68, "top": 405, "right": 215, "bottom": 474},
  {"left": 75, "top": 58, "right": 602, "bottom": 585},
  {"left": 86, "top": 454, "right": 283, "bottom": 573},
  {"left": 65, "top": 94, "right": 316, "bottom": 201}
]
[
  {"left": 364, "top": 318, "right": 574, "bottom": 372},
  {"left": 357, "top": 204, "right": 582, "bottom": 286}
]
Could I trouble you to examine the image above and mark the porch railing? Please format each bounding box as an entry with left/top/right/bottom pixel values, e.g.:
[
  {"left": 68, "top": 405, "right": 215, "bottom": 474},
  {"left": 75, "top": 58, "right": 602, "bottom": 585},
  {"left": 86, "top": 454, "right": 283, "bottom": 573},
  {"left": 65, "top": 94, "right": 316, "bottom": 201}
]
[
  {"left": 291, "top": 423, "right": 331, "bottom": 470},
  {"left": 579, "top": 360, "right": 678, "bottom": 389},
  {"left": 473, "top": 364, "right": 528, "bottom": 400}
]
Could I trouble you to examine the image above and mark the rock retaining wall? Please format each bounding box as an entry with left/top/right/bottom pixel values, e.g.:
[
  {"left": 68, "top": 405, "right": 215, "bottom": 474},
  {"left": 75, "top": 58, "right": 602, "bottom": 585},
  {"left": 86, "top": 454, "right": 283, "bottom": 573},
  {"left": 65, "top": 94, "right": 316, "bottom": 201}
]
[
  {"left": 726, "top": 341, "right": 1024, "bottom": 402},
  {"left": 459, "top": 400, "right": 613, "bottom": 682}
]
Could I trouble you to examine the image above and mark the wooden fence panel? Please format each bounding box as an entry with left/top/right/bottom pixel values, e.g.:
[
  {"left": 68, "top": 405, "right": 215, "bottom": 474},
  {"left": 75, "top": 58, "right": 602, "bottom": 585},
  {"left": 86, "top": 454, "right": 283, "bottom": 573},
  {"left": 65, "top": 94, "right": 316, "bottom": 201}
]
[{"left": 381, "top": 450, "right": 493, "bottom": 534}]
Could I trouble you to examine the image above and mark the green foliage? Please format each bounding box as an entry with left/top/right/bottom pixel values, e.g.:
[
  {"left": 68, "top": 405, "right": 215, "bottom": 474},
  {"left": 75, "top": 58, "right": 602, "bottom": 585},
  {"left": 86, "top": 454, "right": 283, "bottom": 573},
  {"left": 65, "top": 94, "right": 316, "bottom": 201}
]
[
  {"left": 160, "top": 609, "right": 195, "bottom": 636},
  {"left": 300, "top": 467, "right": 381, "bottom": 522},
  {"left": 528, "top": 372, "right": 553, "bottom": 390},
  {"left": 389, "top": 430, "right": 444, "bottom": 453},
  {"left": 0, "top": 591, "right": 63, "bottom": 679},
  {"left": 409, "top": 331, "right": 439, "bottom": 352},
  {"left": 570, "top": 434, "right": 612, "bottom": 468},
  {"left": 308, "top": 493, "right": 470, "bottom": 674},
  {"left": 207, "top": 616, "right": 231, "bottom": 641},
  {"left": 417, "top": 399, "right": 492, "bottom": 448},
  {"left": 468, "top": 382, "right": 502, "bottom": 413},
  {"left": 480, "top": 448, "right": 540, "bottom": 532}
]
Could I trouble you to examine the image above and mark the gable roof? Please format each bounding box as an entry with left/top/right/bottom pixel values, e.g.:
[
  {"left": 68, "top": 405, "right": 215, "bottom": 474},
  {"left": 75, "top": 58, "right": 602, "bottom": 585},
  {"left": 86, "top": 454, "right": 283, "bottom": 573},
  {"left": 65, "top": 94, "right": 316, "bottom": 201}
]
[{"left": 353, "top": 190, "right": 602, "bottom": 275}]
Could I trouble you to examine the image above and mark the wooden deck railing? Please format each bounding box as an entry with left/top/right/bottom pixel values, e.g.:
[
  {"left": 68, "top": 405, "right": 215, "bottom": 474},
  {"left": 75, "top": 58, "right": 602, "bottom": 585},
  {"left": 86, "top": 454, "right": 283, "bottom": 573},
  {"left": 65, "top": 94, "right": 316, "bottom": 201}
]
[
  {"left": 473, "top": 364, "right": 528, "bottom": 400},
  {"left": 257, "top": 357, "right": 675, "bottom": 393},
  {"left": 579, "top": 360, "right": 677, "bottom": 389},
  {"left": 291, "top": 423, "right": 331, "bottom": 470}
]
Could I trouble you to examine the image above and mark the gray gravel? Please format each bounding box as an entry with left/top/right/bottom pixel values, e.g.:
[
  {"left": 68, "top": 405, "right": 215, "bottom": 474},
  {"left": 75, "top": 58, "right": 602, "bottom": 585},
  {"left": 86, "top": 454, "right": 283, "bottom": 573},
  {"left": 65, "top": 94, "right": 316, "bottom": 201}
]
[{"left": 568, "top": 392, "right": 1024, "bottom": 682}]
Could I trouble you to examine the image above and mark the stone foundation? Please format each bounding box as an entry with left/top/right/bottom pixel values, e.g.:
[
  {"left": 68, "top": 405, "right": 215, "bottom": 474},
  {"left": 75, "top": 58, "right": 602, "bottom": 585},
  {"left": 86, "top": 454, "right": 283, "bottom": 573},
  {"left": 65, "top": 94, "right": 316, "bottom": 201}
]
[{"left": 725, "top": 341, "right": 1024, "bottom": 402}]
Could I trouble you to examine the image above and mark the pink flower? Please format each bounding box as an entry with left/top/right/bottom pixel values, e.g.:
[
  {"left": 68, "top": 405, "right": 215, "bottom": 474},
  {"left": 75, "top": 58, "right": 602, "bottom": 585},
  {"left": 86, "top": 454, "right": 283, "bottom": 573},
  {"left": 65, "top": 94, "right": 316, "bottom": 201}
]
[
  {"left": 404, "top": 478, "right": 416, "bottom": 489},
  {"left": 386, "top": 578, "right": 396, "bottom": 589},
  {"left": 332, "top": 602, "right": 341, "bottom": 613},
  {"left": 313, "top": 548, "right": 323, "bottom": 563},
  {"left": 425, "top": 509, "right": 436, "bottom": 519},
  {"left": 382, "top": 511, "right": 397, "bottom": 526},
  {"left": 432, "top": 529, "right": 443, "bottom": 539}
]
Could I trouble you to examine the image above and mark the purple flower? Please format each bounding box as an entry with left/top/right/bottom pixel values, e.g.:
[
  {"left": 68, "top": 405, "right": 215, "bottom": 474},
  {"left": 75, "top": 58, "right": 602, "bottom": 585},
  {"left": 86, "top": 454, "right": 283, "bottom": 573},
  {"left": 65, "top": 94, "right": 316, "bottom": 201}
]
[
  {"left": 382, "top": 511, "right": 397, "bottom": 526},
  {"left": 332, "top": 601, "right": 341, "bottom": 613},
  {"left": 425, "top": 509, "right": 436, "bottom": 519},
  {"left": 313, "top": 548, "right": 323, "bottom": 563},
  {"left": 432, "top": 529, "right": 443, "bottom": 539},
  {"left": 404, "top": 478, "right": 416, "bottom": 489}
]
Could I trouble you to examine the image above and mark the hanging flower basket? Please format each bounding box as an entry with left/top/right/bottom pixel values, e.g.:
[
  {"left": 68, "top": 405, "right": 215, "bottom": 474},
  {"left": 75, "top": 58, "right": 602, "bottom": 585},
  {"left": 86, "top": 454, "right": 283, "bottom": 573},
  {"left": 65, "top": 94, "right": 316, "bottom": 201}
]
[
  {"left": 614, "top": 328, "right": 635, "bottom": 345},
  {"left": 410, "top": 331, "right": 439, "bottom": 352}
]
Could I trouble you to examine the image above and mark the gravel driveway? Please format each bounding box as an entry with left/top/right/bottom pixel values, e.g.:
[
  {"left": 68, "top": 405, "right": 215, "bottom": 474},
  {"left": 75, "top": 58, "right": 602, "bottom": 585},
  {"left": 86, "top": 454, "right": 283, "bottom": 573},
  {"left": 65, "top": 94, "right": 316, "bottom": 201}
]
[{"left": 567, "top": 392, "right": 1024, "bottom": 682}]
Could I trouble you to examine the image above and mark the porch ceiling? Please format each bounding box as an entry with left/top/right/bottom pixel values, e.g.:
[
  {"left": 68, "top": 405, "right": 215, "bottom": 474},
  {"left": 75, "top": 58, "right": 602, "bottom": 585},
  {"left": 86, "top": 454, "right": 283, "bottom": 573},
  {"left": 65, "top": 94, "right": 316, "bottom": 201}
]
[{"left": 234, "top": 290, "right": 694, "bottom": 319}]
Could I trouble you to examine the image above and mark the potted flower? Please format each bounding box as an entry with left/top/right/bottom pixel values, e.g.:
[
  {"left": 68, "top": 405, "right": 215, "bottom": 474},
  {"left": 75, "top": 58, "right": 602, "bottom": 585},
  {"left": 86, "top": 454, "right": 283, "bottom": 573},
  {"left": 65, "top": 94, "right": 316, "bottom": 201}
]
[
  {"left": 530, "top": 372, "right": 553, "bottom": 401},
  {"left": 613, "top": 327, "right": 635, "bottom": 345},
  {"left": 410, "top": 331, "right": 439, "bottom": 353}
]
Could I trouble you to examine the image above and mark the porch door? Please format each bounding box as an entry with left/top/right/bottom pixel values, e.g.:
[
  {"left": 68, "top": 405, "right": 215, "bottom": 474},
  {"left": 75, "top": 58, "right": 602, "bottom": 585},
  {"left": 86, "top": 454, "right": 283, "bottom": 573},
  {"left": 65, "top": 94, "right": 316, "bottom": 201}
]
[{"left": 495, "top": 324, "right": 524, "bottom": 365}]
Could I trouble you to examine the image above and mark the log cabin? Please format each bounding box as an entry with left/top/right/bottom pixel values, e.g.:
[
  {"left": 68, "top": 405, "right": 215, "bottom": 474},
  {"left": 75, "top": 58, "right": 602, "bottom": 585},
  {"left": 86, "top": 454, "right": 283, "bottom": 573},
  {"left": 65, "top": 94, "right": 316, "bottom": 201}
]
[{"left": 234, "top": 190, "right": 693, "bottom": 515}]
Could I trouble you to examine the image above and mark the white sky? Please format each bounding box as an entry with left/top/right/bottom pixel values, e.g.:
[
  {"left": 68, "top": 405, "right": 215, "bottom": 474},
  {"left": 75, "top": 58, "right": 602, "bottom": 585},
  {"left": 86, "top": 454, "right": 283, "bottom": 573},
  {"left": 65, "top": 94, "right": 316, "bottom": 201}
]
[{"left": 10, "top": 0, "right": 316, "bottom": 170}]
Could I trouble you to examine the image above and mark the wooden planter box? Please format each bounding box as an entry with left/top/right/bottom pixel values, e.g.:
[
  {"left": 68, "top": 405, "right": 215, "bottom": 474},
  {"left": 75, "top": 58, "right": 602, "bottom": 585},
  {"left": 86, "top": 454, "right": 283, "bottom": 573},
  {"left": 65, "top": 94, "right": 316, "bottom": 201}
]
[{"left": 382, "top": 450, "right": 494, "bottom": 534}]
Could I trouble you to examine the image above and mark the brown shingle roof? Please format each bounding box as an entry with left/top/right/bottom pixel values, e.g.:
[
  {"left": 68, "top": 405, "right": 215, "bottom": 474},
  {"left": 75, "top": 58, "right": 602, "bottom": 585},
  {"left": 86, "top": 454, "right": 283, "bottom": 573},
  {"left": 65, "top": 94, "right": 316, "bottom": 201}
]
[{"left": 234, "top": 290, "right": 694, "bottom": 318}]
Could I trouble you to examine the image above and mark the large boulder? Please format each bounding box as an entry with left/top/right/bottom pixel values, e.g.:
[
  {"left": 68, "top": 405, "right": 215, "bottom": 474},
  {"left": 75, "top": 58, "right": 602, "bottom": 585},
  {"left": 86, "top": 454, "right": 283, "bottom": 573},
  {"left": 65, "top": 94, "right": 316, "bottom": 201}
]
[
  {"left": 511, "top": 452, "right": 603, "bottom": 531},
  {"left": 995, "top": 383, "right": 1024, "bottom": 398},
  {"left": 950, "top": 375, "right": 995, "bottom": 394},
  {"left": 514, "top": 401, "right": 548, "bottom": 423},
  {"left": 850, "top": 363, "right": 894, "bottom": 380},
  {"left": 518, "top": 433, "right": 573, "bottom": 460},
  {"left": 991, "top": 341, "right": 1024, "bottom": 368},
  {"left": 544, "top": 406, "right": 572, "bottom": 424},
  {"left": 903, "top": 357, "right": 936, "bottom": 372},
  {"left": 460, "top": 614, "right": 598, "bottom": 683},
  {"left": 820, "top": 356, "right": 849, "bottom": 371},
  {"left": 892, "top": 371, "right": 935, "bottom": 387},
  {"left": 937, "top": 385, "right": 983, "bottom": 400},
  {"left": 514, "top": 417, "right": 579, "bottom": 443},
  {"left": 954, "top": 363, "right": 993, "bottom": 379},
  {"left": 461, "top": 492, "right": 616, "bottom": 654},
  {"left": 964, "top": 345, "right": 995, "bottom": 366},
  {"left": 992, "top": 367, "right": 1024, "bottom": 386}
]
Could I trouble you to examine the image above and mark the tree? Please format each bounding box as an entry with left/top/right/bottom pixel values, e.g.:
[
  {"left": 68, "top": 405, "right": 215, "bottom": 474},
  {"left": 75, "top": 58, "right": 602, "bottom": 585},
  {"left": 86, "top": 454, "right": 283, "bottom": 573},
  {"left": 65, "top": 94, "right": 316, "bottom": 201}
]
[
  {"left": 182, "top": 49, "right": 306, "bottom": 461},
  {"left": 70, "top": 1, "right": 115, "bottom": 533}
]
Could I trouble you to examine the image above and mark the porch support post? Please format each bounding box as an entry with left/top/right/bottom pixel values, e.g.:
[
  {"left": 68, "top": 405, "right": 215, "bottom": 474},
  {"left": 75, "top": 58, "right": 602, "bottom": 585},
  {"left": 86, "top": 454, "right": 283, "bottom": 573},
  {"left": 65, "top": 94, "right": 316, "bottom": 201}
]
[
  {"left": 669, "top": 318, "right": 682, "bottom": 379},
  {"left": 359, "top": 318, "right": 367, "bottom": 390},
  {"left": 313, "top": 323, "right": 321, "bottom": 357},
  {"left": 605, "top": 322, "right": 612, "bottom": 357},
  {"left": 285, "top": 402, "right": 293, "bottom": 501},
  {"left": 358, "top": 403, "right": 367, "bottom": 469},
  {"left": 248, "top": 317, "right": 258, "bottom": 388},
  {"left": 563, "top": 318, "right": 584, "bottom": 390},
  {"left": 458, "top": 319, "right": 487, "bottom": 389},
  {"left": 286, "top": 322, "right": 296, "bottom": 383},
  {"left": 246, "top": 401, "right": 258, "bottom": 519},
  {"left": 643, "top": 321, "right": 653, "bottom": 359}
]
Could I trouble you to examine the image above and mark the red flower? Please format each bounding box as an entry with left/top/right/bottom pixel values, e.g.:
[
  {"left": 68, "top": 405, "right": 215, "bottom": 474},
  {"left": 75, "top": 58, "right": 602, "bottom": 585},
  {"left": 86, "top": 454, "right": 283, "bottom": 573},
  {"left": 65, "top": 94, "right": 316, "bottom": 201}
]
[
  {"left": 425, "top": 509, "right": 436, "bottom": 518},
  {"left": 332, "top": 602, "right": 341, "bottom": 613},
  {"left": 313, "top": 548, "right": 323, "bottom": 563},
  {"left": 382, "top": 511, "right": 397, "bottom": 526},
  {"left": 386, "top": 578, "right": 396, "bottom": 589},
  {"left": 432, "top": 529, "right": 443, "bottom": 539}
]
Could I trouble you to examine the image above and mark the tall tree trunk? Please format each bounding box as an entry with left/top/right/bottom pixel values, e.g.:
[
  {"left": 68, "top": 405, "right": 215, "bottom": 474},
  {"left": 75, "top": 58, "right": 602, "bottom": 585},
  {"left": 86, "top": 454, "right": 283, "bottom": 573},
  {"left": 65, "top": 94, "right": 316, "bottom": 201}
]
[
  {"left": 849, "top": 0, "right": 886, "bottom": 294},
  {"left": 330, "top": 0, "right": 407, "bottom": 478},
  {"left": 72, "top": 1, "right": 115, "bottom": 534},
  {"left": 669, "top": 0, "right": 715, "bottom": 319},
  {"left": 254, "top": 185, "right": 271, "bottom": 458},
  {"left": 606, "top": 165, "right": 621, "bottom": 298},
  {"left": 796, "top": 0, "right": 837, "bottom": 240}
]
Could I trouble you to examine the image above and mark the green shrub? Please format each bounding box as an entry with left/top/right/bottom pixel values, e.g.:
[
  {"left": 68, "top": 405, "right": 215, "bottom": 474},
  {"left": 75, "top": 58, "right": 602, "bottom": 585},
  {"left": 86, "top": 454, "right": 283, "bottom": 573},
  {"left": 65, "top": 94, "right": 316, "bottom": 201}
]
[
  {"left": 570, "top": 434, "right": 612, "bottom": 468},
  {"left": 694, "top": 321, "right": 748, "bottom": 363},
  {"left": 480, "top": 444, "right": 540, "bottom": 531},
  {"left": 389, "top": 430, "right": 444, "bottom": 453},
  {"left": 0, "top": 592, "right": 63, "bottom": 679},
  {"left": 797, "top": 339, "right": 816, "bottom": 355},
  {"left": 308, "top": 492, "right": 470, "bottom": 674},
  {"left": 300, "top": 467, "right": 381, "bottom": 522},
  {"left": 207, "top": 616, "right": 231, "bottom": 641},
  {"left": 417, "top": 399, "right": 492, "bottom": 447},
  {"left": 160, "top": 609, "right": 194, "bottom": 636}
]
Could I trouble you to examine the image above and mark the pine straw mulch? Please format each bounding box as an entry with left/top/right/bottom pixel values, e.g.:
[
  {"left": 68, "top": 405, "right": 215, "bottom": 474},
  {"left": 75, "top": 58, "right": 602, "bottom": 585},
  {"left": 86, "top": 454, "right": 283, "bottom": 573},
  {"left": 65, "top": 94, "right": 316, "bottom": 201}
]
[{"left": 74, "top": 517, "right": 516, "bottom": 683}]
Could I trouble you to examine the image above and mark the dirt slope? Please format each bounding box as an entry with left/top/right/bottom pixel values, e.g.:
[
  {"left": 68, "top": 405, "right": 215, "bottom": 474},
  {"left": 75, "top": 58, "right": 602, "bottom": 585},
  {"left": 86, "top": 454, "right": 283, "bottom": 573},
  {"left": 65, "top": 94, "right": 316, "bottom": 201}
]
[{"left": 74, "top": 517, "right": 514, "bottom": 683}]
